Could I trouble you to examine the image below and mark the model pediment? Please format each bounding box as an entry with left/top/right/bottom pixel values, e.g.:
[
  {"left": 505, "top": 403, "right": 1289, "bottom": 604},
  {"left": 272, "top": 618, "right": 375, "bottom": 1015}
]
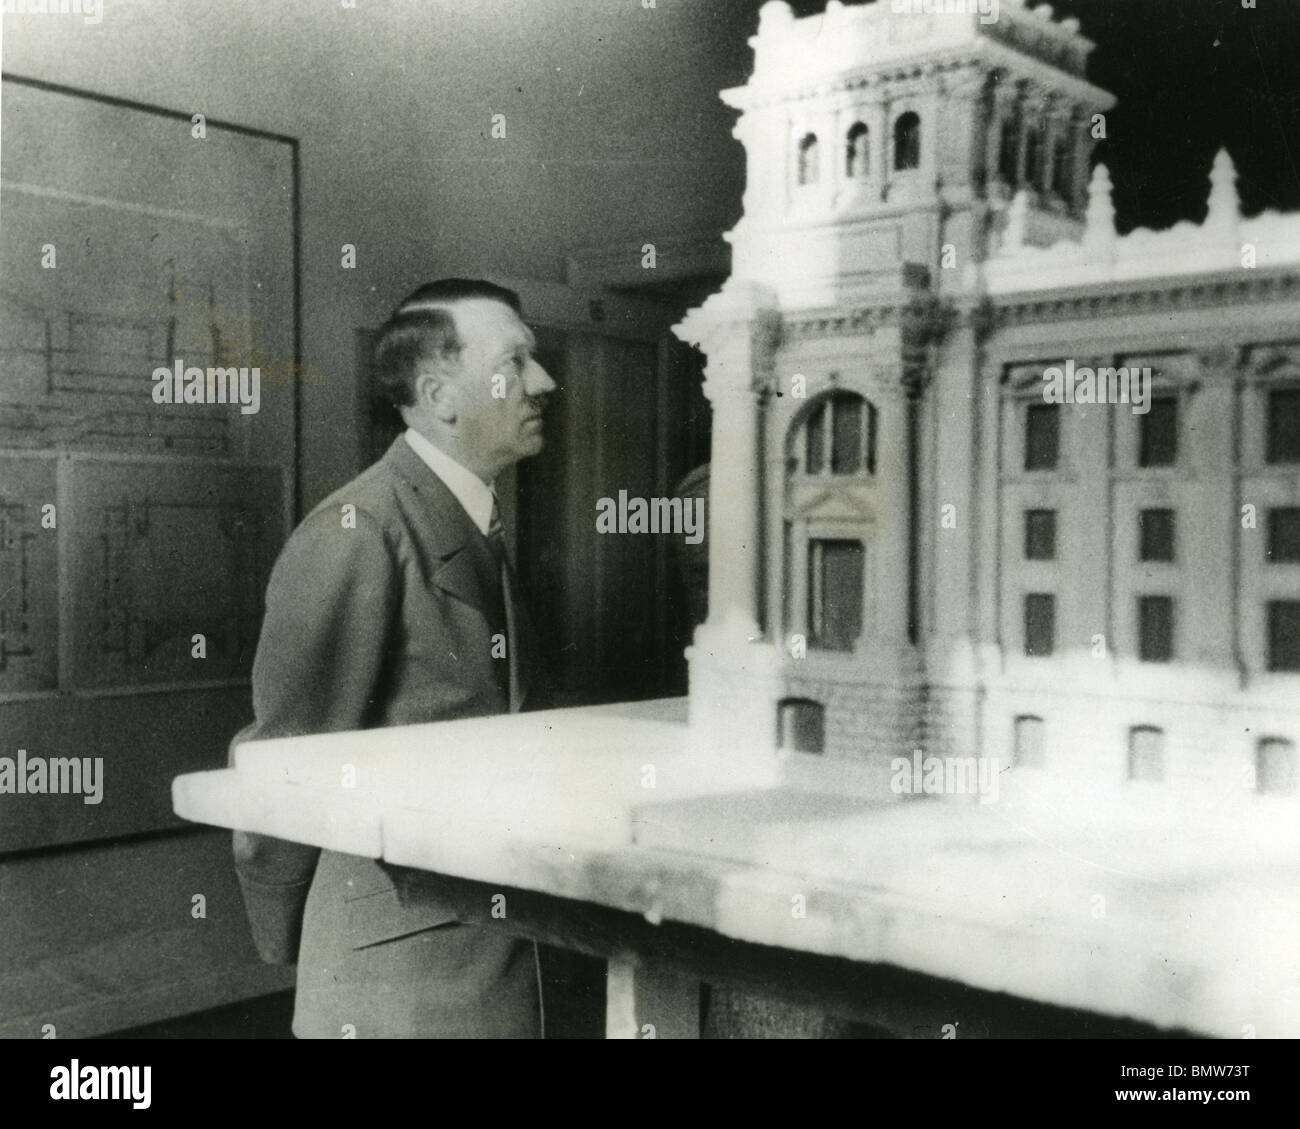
[{"left": 791, "top": 487, "right": 875, "bottom": 525}]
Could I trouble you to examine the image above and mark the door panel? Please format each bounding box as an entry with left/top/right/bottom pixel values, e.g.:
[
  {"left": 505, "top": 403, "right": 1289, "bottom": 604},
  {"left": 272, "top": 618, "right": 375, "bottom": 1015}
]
[{"left": 514, "top": 294, "right": 710, "bottom": 706}]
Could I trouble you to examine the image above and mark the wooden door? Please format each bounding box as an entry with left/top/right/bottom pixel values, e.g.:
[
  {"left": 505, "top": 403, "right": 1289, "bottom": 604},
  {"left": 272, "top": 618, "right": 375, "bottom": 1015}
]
[{"left": 505, "top": 281, "right": 712, "bottom": 707}]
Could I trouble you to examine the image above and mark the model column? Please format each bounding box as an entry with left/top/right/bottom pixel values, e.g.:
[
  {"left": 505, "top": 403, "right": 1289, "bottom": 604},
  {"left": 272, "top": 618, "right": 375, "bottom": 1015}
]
[{"left": 674, "top": 283, "right": 786, "bottom": 757}]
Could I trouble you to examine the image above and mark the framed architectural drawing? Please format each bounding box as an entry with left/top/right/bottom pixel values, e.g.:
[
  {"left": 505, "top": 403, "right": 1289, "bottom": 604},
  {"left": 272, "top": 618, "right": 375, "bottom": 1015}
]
[{"left": 0, "top": 77, "right": 298, "bottom": 852}]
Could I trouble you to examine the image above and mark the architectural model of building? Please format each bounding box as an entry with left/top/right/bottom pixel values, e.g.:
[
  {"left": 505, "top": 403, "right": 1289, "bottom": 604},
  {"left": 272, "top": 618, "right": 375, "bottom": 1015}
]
[{"left": 675, "top": 0, "right": 1300, "bottom": 810}]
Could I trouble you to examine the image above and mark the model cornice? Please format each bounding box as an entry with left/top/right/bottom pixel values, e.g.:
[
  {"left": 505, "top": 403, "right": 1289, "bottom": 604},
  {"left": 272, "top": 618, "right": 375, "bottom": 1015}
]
[
  {"left": 722, "top": 43, "right": 1112, "bottom": 113},
  {"left": 768, "top": 267, "right": 1300, "bottom": 342},
  {"left": 780, "top": 295, "right": 952, "bottom": 339},
  {"left": 987, "top": 268, "right": 1300, "bottom": 328}
]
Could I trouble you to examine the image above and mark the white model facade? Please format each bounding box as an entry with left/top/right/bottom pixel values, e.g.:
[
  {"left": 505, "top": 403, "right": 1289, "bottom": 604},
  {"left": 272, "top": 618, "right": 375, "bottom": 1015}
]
[{"left": 676, "top": 0, "right": 1300, "bottom": 812}]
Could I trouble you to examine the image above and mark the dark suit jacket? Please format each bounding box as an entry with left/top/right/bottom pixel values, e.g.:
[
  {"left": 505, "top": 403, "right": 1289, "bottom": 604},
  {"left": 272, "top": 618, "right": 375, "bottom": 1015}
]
[{"left": 235, "top": 435, "right": 548, "bottom": 1036}]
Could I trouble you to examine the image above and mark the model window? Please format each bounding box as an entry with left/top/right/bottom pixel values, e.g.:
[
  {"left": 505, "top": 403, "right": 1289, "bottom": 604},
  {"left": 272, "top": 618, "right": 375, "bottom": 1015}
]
[
  {"left": 1139, "top": 397, "right": 1178, "bottom": 467},
  {"left": 778, "top": 698, "right": 826, "bottom": 754},
  {"left": 1266, "top": 389, "right": 1300, "bottom": 464},
  {"left": 808, "top": 539, "right": 863, "bottom": 652},
  {"left": 797, "top": 133, "right": 820, "bottom": 186},
  {"left": 1024, "top": 510, "right": 1057, "bottom": 561},
  {"left": 1128, "top": 726, "right": 1165, "bottom": 783},
  {"left": 1267, "top": 509, "right": 1300, "bottom": 563},
  {"left": 1256, "top": 738, "right": 1296, "bottom": 795},
  {"left": 1267, "top": 600, "right": 1300, "bottom": 671},
  {"left": 1025, "top": 404, "right": 1059, "bottom": 471},
  {"left": 894, "top": 112, "right": 920, "bottom": 172},
  {"left": 1138, "top": 509, "right": 1176, "bottom": 563},
  {"left": 846, "top": 122, "right": 869, "bottom": 178},
  {"left": 998, "top": 112, "right": 1019, "bottom": 184},
  {"left": 1024, "top": 120, "right": 1044, "bottom": 190},
  {"left": 1023, "top": 593, "right": 1055, "bottom": 657},
  {"left": 1051, "top": 133, "right": 1073, "bottom": 198},
  {"left": 803, "top": 393, "right": 876, "bottom": 476},
  {"left": 1013, "top": 715, "right": 1046, "bottom": 769},
  {"left": 1138, "top": 595, "right": 1175, "bottom": 662}
]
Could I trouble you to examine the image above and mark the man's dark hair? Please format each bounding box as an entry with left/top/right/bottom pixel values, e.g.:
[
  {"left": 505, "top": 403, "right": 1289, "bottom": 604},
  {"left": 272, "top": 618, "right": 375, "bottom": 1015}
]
[{"left": 371, "top": 278, "right": 523, "bottom": 408}]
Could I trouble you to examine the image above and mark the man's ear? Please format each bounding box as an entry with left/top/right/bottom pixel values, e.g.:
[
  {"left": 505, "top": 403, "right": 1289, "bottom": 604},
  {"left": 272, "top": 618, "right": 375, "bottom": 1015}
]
[
  {"left": 412, "top": 363, "right": 458, "bottom": 425},
  {"left": 431, "top": 379, "right": 458, "bottom": 425}
]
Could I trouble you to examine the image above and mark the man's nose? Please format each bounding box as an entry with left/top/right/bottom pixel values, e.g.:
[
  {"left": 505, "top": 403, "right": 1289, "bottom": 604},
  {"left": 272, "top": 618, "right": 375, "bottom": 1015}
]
[{"left": 524, "top": 360, "right": 557, "bottom": 396}]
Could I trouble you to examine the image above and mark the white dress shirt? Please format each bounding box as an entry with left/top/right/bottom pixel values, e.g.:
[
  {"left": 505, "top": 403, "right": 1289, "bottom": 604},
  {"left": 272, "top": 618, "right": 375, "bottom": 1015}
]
[{"left": 403, "top": 427, "right": 496, "bottom": 536}]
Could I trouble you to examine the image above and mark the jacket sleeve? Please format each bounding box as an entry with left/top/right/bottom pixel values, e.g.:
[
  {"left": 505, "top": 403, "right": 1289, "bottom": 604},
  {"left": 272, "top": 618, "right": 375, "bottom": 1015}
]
[
  {"left": 232, "top": 505, "right": 400, "bottom": 963},
  {"left": 249, "top": 505, "right": 401, "bottom": 739}
]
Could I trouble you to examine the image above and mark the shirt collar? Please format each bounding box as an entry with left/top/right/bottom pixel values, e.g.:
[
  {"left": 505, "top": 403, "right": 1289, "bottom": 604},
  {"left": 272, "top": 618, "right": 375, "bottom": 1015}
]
[{"left": 403, "top": 428, "right": 496, "bottom": 537}]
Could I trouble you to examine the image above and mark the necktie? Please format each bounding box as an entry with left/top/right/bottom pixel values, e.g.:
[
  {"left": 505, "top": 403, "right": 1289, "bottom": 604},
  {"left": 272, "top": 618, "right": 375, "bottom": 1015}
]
[
  {"left": 487, "top": 498, "right": 507, "bottom": 569},
  {"left": 487, "top": 496, "right": 522, "bottom": 712}
]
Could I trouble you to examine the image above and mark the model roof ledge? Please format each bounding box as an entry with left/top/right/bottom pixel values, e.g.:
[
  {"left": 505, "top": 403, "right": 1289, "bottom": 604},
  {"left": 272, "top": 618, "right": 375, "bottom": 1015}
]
[{"left": 986, "top": 149, "right": 1300, "bottom": 292}]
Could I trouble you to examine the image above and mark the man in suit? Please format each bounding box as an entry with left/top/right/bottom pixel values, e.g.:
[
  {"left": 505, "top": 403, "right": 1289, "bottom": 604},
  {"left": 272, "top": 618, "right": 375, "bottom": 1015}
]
[{"left": 237, "top": 278, "right": 557, "bottom": 1038}]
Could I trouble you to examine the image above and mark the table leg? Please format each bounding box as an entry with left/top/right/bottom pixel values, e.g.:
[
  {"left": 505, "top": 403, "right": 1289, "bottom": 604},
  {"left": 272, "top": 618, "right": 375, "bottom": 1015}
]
[{"left": 605, "top": 953, "right": 701, "bottom": 1039}]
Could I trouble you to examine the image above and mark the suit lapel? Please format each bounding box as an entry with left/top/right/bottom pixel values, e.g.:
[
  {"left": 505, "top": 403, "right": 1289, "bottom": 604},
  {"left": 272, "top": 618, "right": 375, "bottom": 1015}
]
[
  {"left": 381, "top": 435, "right": 542, "bottom": 709},
  {"left": 435, "top": 547, "right": 499, "bottom": 615},
  {"left": 382, "top": 436, "right": 502, "bottom": 616}
]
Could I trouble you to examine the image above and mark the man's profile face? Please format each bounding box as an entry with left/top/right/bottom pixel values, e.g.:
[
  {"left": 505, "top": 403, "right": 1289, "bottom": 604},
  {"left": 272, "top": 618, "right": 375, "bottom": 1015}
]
[{"left": 442, "top": 298, "right": 555, "bottom": 478}]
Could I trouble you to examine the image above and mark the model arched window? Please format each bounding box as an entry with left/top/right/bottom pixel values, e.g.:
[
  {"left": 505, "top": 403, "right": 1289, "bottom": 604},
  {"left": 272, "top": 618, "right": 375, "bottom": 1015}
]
[
  {"left": 893, "top": 112, "right": 921, "bottom": 172},
  {"left": 801, "top": 391, "right": 877, "bottom": 476},
  {"left": 1128, "top": 726, "right": 1165, "bottom": 783},
  {"left": 1013, "top": 715, "right": 1046, "bottom": 769},
  {"left": 846, "top": 122, "right": 869, "bottom": 178},
  {"left": 797, "top": 133, "right": 820, "bottom": 186},
  {"left": 778, "top": 698, "right": 825, "bottom": 754}
]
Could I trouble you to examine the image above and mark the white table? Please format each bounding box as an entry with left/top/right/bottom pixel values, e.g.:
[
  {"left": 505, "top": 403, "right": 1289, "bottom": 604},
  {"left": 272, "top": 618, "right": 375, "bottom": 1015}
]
[{"left": 173, "top": 698, "right": 1300, "bottom": 1038}]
